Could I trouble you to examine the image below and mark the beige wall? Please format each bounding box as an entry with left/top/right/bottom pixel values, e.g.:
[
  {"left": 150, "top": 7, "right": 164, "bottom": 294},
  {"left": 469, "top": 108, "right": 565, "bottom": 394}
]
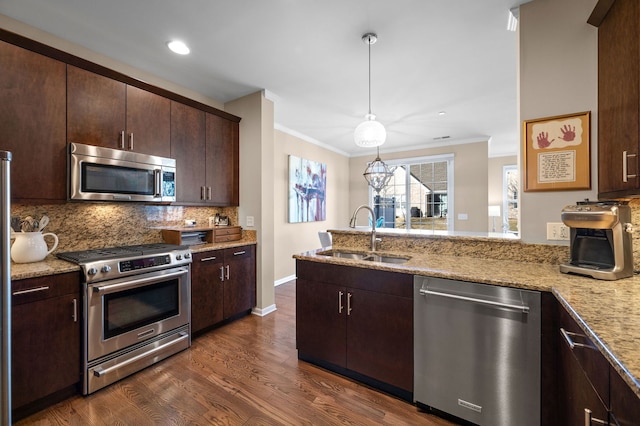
[
  {"left": 225, "top": 91, "right": 276, "bottom": 314},
  {"left": 349, "top": 141, "right": 489, "bottom": 232},
  {"left": 488, "top": 155, "right": 517, "bottom": 232},
  {"left": 519, "top": 0, "right": 599, "bottom": 243},
  {"left": 274, "top": 130, "right": 350, "bottom": 281}
]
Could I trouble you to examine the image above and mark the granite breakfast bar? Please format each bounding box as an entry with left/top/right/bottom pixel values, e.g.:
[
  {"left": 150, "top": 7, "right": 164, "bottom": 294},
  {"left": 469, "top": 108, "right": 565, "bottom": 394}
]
[{"left": 294, "top": 227, "right": 640, "bottom": 403}]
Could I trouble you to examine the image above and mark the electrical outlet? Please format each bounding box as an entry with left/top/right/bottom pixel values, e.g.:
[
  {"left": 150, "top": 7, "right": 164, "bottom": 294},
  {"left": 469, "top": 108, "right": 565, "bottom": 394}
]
[
  {"left": 246, "top": 216, "right": 254, "bottom": 227},
  {"left": 546, "top": 222, "right": 570, "bottom": 241}
]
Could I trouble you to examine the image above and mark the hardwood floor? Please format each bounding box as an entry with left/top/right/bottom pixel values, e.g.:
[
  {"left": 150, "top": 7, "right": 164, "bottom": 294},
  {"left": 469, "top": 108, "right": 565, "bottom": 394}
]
[{"left": 16, "top": 280, "right": 455, "bottom": 425}]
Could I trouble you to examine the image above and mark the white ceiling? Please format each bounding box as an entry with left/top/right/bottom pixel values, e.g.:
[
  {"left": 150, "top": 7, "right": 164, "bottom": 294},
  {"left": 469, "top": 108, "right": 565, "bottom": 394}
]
[{"left": 0, "top": 0, "right": 532, "bottom": 157}]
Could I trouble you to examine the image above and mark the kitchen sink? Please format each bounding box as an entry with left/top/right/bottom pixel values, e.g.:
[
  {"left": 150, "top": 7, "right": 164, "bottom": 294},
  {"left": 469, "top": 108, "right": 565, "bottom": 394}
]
[{"left": 318, "top": 250, "right": 410, "bottom": 264}]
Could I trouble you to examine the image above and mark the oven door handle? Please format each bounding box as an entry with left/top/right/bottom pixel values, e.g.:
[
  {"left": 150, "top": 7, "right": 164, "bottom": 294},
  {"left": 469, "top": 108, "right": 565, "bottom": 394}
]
[
  {"left": 92, "top": 269, "right": 188, "bottom": 294},
  {"left": 92, "top": 331, "right": 189, "bottom": 378}
]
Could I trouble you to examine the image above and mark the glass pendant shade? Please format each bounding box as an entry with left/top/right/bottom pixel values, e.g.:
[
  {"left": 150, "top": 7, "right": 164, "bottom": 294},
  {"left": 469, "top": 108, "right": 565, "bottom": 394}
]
[
  {"left": 363, "top": 153, "right": 394, "bottom": 193},
  {"left": 354, "top": 114, "right": 387, "bottom": 147}
]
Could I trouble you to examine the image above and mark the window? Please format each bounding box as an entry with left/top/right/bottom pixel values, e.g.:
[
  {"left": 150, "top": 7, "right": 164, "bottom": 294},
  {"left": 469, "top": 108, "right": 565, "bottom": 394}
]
[
  {"left": 370, "top": 155, "right": 454, "bottom": 231},
  {"left": 503, "top": 165, "right": 519, "bottom": 234}
]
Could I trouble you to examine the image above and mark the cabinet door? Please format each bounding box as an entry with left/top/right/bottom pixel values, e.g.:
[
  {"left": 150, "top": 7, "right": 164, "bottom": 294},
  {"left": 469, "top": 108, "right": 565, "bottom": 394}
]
[
  {"left": 346, "top": 287, "right": 413, "bottom": 391},
  {"left": 191, "top": 250, "right": 224, "bottom": 334},
  {"left": 296, "top": 278, "right": 347, "bottom": 367},
  {"left": 610, "top": 366, "right": 640, "bottom": 426},
  {"left": 598, "top": 0, "right": 640, "bottom": 196},
  {"left": 0, "top": 40, "right": 67, "bottom": 202},
  {"left": 223, "top": 245, "right": 255, "bottom": 319},
  {"left": 206, "top": 113, "right": 239, "bottom": 206},
  {"left": 557, "top": 305, "right": 609, "bottom": 425},
  {"left": 126, "top": 85, "right": 171, "bottom": 157},
  {"left": 11, "top": 275, "right": 80, "bottom": 410},
  {"left": 170, "top": 101, "right": 206, "bottom": 204},
  {"left": 67, "top": 65, "right": 127, "bottom": 149}
]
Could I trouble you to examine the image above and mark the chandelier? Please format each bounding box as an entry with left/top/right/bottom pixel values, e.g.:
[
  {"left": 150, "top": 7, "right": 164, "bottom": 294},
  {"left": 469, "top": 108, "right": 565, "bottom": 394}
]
[
  {"left": 363, "top": 146, "right": 394, "bottom": 193},
  {"left": 354, "top": 33, "right": 386, "bottom": 147}
]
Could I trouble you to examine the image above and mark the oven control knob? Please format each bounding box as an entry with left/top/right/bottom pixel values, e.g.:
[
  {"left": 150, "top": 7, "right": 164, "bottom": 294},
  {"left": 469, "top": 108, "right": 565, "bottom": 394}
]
[
  {"left": 87, "top": 267, "right": 98, "bottom": 276},
  {"left": 176, "top": 254, "right": 183, "bottom": 260},
  {"left": 184, "top": 252, "right": 191, "bottom": 259},
  {"left": 101, "top": 265, "right": 111, "bottom": 273}
]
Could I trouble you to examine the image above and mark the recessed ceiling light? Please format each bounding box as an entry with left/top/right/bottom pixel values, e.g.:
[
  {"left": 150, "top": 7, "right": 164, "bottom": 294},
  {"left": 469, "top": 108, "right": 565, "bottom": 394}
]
[
  {"left": 438, "top": 111, "right": 447, "bottom": 116},
  {"left": 167, "top": 40, "right": 190, "bottom": 55}
]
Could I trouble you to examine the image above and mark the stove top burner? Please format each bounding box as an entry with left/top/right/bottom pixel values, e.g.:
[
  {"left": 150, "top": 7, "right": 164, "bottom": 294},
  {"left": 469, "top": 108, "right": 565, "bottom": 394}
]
[{"left": 57, "top": 243, "right": 189, "bottom": 264}]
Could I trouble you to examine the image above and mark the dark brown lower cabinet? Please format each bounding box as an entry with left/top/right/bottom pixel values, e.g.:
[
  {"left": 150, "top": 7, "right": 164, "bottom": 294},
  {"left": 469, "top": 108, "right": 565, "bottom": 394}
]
[
  {"left": 11, "top": 272, "right": 81, "bottom": 420},
  {"left": 191, "top": 250, "right": 225, "bottom": 334},
  {"left": 191, "top": 245, "right": 256, "bottom": 335},
  {"left": 610, "top": 365, "right": 640, "bottom": 426},
  {"left": 555, "top": 298, "right": 640, "bottom": 425},
  {"left": 296, "top": 260, "right": 413, "bottom": 398}
]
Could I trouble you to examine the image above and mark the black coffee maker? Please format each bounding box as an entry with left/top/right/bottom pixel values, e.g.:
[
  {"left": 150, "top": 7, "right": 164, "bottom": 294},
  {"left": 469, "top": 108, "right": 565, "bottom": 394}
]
[{"left": 559, "top": 200, "right": 634, "bottom": 280}]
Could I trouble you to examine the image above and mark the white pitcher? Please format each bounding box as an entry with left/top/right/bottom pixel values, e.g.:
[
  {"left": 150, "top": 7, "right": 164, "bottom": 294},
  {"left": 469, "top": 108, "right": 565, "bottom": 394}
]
[{"left": 11, "top": 231, "right": 59, "bottom": 263}]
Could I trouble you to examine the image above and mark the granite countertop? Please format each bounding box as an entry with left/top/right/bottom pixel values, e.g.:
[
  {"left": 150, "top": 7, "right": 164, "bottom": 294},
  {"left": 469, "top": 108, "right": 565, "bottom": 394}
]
[
  {"left": 9, "top": 238, "right": 257, "bottom": 280},
  {"left": 294, "top": 247, "right": 640, "bottom": 399}
]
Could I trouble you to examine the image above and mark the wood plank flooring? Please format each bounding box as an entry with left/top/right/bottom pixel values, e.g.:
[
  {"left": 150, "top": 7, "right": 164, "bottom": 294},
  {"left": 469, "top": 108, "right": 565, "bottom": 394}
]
[{"left": 16, "top": 280, "right": 455, "bottom": 425}]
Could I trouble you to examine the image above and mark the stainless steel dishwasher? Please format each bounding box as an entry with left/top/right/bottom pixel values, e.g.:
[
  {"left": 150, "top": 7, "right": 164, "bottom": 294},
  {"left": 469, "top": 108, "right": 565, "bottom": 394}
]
[{"left": 414, "top": 276, "right": 541, "bottom": 426}]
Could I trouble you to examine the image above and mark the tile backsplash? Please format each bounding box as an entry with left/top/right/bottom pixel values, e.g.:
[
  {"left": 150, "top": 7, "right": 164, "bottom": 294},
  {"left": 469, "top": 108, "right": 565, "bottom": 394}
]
[{"left": 11, "top": 203, "right": 238, "bottom": 252}]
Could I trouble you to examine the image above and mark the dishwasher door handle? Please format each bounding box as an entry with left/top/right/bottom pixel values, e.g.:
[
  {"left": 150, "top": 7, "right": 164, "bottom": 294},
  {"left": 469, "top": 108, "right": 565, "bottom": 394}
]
[{"left": 419, "top": 288, "right": 530, "bottom": 314}]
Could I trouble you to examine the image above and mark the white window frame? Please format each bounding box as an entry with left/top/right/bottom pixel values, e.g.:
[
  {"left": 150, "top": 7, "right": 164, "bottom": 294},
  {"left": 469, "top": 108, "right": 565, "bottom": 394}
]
[
  {"left": 368, "top": 154, "right": 455, "bottom": 231},
  {"left": 502, "top": 164, "right": 519, "bottom": 235}
]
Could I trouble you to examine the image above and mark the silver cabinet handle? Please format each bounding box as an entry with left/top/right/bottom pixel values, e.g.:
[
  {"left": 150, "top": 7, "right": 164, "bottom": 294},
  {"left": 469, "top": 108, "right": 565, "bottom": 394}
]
[
  {"left": 93, "top": 332, "right": 188, "bottom": 378},
  {"left": 13, "top": 286, "right": 49, "bottom": 296},
  {"left": 199, "top": 256, "right": 217, "bottom": 262},
  {"left": 338, "top": 291, "right": 344, "bottom": 314},
  {"left": 419, "top": 288, "right": 530, "bottom": 313},
  {"left": 225, "top": 264, "right": 230, "bottom": 280},
  {"left": 623, "top": 150, "right": 637, "bottom": 183},
  {"left": 120, "top": 130, "right": 125, "bottom": 149},
  {"left": 129, "top": 132, "right": 134, "bottom": 150},
  {"left": 560, "top": 327, "right": 596, "bottom": 350},
  {"left": 233, "top": 251, "right": 246, "bottom": 256},
  {"left": 200, "top": 186, "right": 206, "bottom": 200},
  {"left": 219, "top": 266, "right": 225, "bottom": 281},
  {"left": 72, "top": 298, "right": 78, "bottom": 323},
  {"left": 207, "top": 187, "right": 212, "bottom": 200},
  {"left": 347, "top": 292, "right": 352, "bottom": 315},
  {"left": 584, "top": 408, "right": 607, "bottom": 425}
]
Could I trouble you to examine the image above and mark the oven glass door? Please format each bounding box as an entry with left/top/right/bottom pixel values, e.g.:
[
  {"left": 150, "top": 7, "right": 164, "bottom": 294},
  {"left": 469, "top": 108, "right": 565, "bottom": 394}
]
[
  {"left": 86, "top": 266, "right": 190, "bottom": 362},
  {"left": 103, "top": 279, "right": 179, "bottom": 339}
]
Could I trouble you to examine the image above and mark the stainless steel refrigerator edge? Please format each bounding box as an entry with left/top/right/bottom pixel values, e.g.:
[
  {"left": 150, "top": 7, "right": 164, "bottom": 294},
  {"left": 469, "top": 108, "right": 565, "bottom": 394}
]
[
  {"left": 414, "top": 276, "right": 541, "bottom": 426},
  {"left": 0, "top": 151, "right": 11, "bottom": 426}
]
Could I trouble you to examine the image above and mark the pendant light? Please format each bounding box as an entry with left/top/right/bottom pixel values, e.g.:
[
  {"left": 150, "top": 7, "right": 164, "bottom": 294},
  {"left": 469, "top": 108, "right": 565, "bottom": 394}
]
[
  {"left": 354, "top": 33, "right": 386, "bottom": 147},
  {"left": 363, "top": 146, "right": 395, "bottom": 193}
]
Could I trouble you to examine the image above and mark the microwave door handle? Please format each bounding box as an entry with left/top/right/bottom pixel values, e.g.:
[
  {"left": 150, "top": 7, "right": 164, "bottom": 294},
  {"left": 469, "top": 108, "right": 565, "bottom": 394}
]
[{"left": 154, "top": 169, "right": 162, "bottom": 197}]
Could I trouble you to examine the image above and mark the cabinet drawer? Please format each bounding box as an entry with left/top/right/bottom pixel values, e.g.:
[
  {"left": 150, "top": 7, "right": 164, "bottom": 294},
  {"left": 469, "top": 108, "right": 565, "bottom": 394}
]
[
  {"left": 224, "top": 245, "right": 252, "bottom": 259},
  {"left": 12, "top": 272, "right": 81, "bottom": 306},
  {"left": 213, "top": 226, "right": 241, "bottom": 242},
  {"left": 558, "top": 305, "right": 609, "bottom": 407}
]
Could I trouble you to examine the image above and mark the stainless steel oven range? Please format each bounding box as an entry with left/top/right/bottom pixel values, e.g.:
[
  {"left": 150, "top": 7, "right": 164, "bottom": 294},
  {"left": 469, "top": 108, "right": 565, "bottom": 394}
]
[{"left": 57, "top": 243, "right": 192, "bottom": 395}]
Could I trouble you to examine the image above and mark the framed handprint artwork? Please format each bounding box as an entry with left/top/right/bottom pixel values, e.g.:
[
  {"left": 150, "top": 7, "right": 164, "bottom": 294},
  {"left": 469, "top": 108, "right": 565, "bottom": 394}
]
[{"left": 522, "top": 111, "right": 591, "bottom": 191}]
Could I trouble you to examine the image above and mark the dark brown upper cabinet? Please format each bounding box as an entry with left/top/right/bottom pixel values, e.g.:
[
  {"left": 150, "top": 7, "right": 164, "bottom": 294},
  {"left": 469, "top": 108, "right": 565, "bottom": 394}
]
[
  {"left": 67, "top": 65, "right": 171, "bottom": 158},
  {"left": 0, "top": 40, "right": 67, "bottom": 203}
]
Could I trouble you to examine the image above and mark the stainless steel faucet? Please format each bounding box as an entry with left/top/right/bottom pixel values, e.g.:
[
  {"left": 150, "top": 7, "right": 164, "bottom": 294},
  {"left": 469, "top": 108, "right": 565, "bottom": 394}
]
[{"left": 349, "top": 205, "right": 378, "bottom": 251}]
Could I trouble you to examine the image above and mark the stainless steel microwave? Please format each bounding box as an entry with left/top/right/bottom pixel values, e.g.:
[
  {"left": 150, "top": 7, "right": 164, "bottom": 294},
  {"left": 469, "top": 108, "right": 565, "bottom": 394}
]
[{"left": 69, "top": 142, "right": 176, "bottom": 202}]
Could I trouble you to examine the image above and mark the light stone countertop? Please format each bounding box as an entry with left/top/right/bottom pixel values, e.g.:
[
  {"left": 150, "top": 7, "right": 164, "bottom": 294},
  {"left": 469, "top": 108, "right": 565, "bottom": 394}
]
[
  {"left": 294, "top": 246, "right": 640, "bottom": 399},
  {"left": 9, "top": 238, "right": 257, "bottom": 281}
]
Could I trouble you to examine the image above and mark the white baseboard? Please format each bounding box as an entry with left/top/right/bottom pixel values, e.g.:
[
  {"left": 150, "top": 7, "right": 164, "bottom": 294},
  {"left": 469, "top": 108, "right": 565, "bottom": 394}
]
[
  {"left": 252, "top": 304, "right": 277, "bottom": 317},
  {"left": 274, "top": 275, "right": 296, "bottom": 287}
]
